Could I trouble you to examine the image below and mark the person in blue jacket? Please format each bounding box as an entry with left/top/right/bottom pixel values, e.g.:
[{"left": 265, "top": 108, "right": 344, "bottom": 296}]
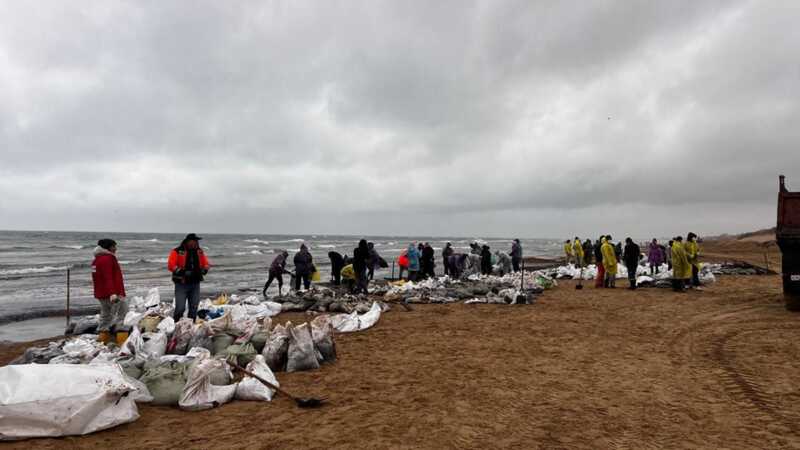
[{"left": 406, "top": 243, "right": 420, "bottom": 282}]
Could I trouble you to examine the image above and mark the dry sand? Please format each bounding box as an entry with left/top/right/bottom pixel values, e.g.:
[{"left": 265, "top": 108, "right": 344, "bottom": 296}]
[{"left": 1, "top": 242, "right": 798, "bottom": 449}]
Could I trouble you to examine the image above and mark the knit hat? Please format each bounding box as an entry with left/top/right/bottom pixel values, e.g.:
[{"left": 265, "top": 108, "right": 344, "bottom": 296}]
[{"left": 97, "top": 239, "right": 116, "bottom": 250}]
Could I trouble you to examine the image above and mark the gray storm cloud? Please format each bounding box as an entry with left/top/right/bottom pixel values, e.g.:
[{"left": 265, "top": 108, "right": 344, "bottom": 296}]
[{"left": 0, "top": 0, "right": 797, "bottom": 238}]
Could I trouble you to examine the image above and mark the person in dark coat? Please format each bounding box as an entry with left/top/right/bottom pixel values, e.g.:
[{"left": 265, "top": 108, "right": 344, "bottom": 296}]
[
  {"left": 623, "top": 238, "right": 641, "bottom": 290},
  {"left": 510, "top": 239, "right": 522, "bottom": 272},
  {"left": 614, "top": 240, "right": 623, "bottom": 262},
  {"left": 367, "top": 242, "right": 380, "bottom": 280},
  {"left": 448, "top": 254, "right": 467, "bottom": 279},
  {"left": 352, "top": 239, "right": 370, "bottom": 294},
  {"left": 583, "top": 239, "right": 593, "bottom": 265},
  {"left": 480, "top": 245, "right": 492, "bottom": 275},
  {"left": 293, "top": 244, "right": 313, "bottom": 291},
  {"left": 329, "top": 251, "right": 345, "bottom": 285},
  {"left": 442, "top": 242, "right": 454, "bottom": 276},
  {"left": 470, "top": 242, "right": 481, "bottom": 255},
  {"left": 263, "top": 250, "right": 292, "bottom": 298},
  {"left": 421, "top": 243, "right": 435, "bottom": 278}
]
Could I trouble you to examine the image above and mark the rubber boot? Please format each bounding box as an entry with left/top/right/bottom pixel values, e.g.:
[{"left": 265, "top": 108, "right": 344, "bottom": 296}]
[
  {"left": 97, "top": 330, "right": 111, "bottom": 344},
  {"left": 115, "top": 330, "right": 129, "bottom": 346}
]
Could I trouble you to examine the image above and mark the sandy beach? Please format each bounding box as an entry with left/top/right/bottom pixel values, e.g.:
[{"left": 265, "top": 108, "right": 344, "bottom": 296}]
[{"left": 1, "top": 234, "right": 797, "bottom": 449}]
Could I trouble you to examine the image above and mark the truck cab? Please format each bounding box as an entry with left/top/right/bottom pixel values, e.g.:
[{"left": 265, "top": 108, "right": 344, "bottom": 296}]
[{"left": 777, "top": 175, "right": 800, "bottom": 310}]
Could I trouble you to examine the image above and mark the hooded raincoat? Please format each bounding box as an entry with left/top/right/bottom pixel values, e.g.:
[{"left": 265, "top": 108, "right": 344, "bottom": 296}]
[
  {"left": 406, "top": 244, "right": 420, "bottom": 272},
  {"left": 601, "top": 239, "right": 618, "bottom": 275},
  {"left": 671, "top": 241, "right": 691, "bottom": 279},
  {"left": 573, "top": 239, "right": 584, "bottom": 261},
  {"left": 685, "top": 240, "right": 700, "bottom": 269}
]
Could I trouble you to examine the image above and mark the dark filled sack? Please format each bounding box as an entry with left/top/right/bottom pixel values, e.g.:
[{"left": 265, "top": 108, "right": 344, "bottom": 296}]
[
  {"left": 212, "top": 333, "right": 236, "bottom": 356},
  {"left": 262, "top": 323, "right": 290, "bottom": 372},
  {"left": 140, "top": 360, "right": 191, "bottom": 406},
  {"left": 311, "top": 316, "right": 336, "bottom": 364},
  {"left": 224, "top": 342, "right": 257, "bottom": 368},
  {"left": 286, "top": 323, "right": 320, "bottom": 373},
  {"left": 72, "top": 316, "right": 99, "bottom": 335},
  {"left": 249, "top": 332, "right": 269, "bottom": 354}
]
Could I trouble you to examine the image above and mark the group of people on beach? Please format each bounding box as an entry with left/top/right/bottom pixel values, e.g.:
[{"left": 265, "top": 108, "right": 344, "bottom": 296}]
[
  {"left": 562, "top": 233, "right": 702, "bottom": 291},
  {"left": 88, "top": 232, "right": 701, "bottom": 344}
]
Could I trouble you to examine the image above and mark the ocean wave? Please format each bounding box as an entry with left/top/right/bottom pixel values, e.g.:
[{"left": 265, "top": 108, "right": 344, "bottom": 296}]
[
  {"left": 49, "top": 245, "right": 86, "bottom": 250},
  {"left": 146, "top": 257, "right": 168, "bottom": 264},
  {"left": 243, "top": 245, "right": 263, "bottom": 249},
  {"left": 0, "top": 266, "right": 67, "bottom": 275},
  {"left": 316, "top": 244, "right": 336, "bottom": 249},
  {"left": 244, "top": 239, "right": 270, "bottom": 245},
  {"left": 0, "top": 246, "right": 33, "bottom": 252},
  {"left": 250, "top": 250, "right": 263, "bottom": 255},
  {"left": 125, "top": 238, "right": 161, "bottom": 244},
  {"left": 273, "top": 238, "right": 305, "bottom": 244}
]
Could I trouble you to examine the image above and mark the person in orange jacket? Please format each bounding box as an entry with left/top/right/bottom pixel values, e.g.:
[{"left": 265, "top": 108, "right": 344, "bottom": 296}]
[{"left": 167, "top": 233, "right": 210, "bottom": 322}]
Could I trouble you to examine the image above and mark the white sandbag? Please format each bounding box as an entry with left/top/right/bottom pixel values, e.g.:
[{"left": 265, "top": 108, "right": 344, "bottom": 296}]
[
  {"left": 170, "top": 318, "right": 195, "bottom": 355},
  {"left": 206, "top": 310, "right": 233, "bottom": 335},
  {"left": 60, "top": 335, "right": 105, "bottom": 362},
  {"left": 159, "top": 346, "right": 209, "bottom": 365},
  {"left": 636, "top": 275, "right": 654, "bottom": 285},
  {"left": 240, "top": 295, "right": 261, "bottom": 305},
  {"left": 142, "top": 332, "right": 168, "bottom": 358},
  {"left": 157, "top": 316, "right": 176, "bottom": 335},
  {"left": 144, "top": 287, "right": 161, "bottom": 309},
  {"left": 124, "top": 374, "right": 154, "bottom": 403},
  {"left": 123, "top": 310, "right": 144, "bottom": 328},
  {"left": 699, "top": 270, "right": 716, "bottom": 284},
  {"left": 243, "top": 301, "right": 283, "bottom": 319},
  {"left": 127, "top": 295, "right": 146, "bottom": 313},
  {"left": 0, "top": 364, "right": 139, "bottom": 440},
  {"left": 119, "top": 326, "right": 144, "bottom": 357},
  {"left": 330, "top": 301, "right": 382, "bottom": 333},
  {"left": 286, "top": 323, "right": 320, "bottom": 372},
  {"left": 220, "top": 304, "right": 249, "bottom": 322},
  {"left": 234, "top": 355, "right": 279, "bottom": 402},
  {"left": 178, "top": 359, "right": 238, "bottom": 411}
]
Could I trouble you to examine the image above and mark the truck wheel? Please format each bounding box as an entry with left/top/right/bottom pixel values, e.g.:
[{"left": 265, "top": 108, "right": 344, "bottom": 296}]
[{"left": 786, "top": 296, "right": 800, "bottom": 311}]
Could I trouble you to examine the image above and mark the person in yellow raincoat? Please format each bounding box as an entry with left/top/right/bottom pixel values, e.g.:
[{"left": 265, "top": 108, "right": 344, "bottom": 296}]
[
  {"left": 685, "top": 232, "right": 701, "bottom": 288},
  {"left": 572, "top": 237, "right": 584, "bottom": 267},
  {"left": 563, "top": 240, "right": 574, "bottom": 264},
  {"left": 671, "top": 237, "right": 691, "bottom": 292},
  {"left": 601, "top": 235, "right": 617, "bottom": 288}
]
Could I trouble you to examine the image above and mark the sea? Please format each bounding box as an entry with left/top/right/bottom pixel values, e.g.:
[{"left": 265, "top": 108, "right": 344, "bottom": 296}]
[{"left": 0, "top": 230, "right": 564, "bottom": 325}]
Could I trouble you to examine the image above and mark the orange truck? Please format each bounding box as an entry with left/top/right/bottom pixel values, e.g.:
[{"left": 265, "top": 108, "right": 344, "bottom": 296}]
[{"left": 778, "top": 175, "right": 800, "bottom": 310}]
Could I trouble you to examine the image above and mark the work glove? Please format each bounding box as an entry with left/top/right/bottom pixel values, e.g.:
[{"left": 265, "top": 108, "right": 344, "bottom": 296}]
[
  {"left": 110, "top": 294, "right": 119, "bottom": 303},
  {"left": 201, "top": 268, "right": 208, "bottom": 276}
]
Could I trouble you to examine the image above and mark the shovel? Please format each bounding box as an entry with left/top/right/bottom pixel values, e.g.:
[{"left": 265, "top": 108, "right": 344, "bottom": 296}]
[
  {"left": 575, "top": 266, "right": 584, "bottom": 290},
  {"left": 227, "top": 361, "right": 327, "bottom": 408}
]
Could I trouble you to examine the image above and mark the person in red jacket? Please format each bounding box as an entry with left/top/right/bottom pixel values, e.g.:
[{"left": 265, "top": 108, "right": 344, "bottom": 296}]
[
  {"left": 167, "top": 233, "right": 210, "bottom": 322},
  {"left": 91, "top": 238, "right": 128, "bottom": 344}
]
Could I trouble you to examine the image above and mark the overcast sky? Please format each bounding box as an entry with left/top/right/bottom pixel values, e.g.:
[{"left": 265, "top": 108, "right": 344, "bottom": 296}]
[{"left": 1, "top": 1, "right": 798, "bottom": 238}]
